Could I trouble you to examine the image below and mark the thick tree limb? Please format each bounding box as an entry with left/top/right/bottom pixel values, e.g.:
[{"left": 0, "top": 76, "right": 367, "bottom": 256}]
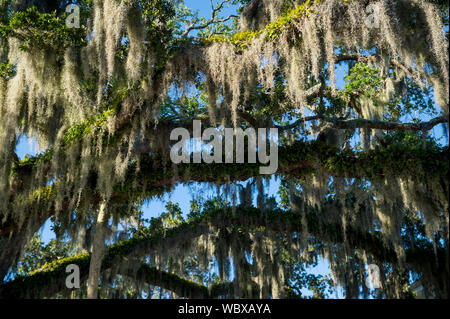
[
  {"left": 323, "top": 116, "right": 447, "bottom": 132},
  {"left": 2, "top": 141, "right": 448, "bottom": 238},
  {"left": 257, "top": 112, "right": 446, "bottom": 132},
  {"left": 135, "top": 264, "right": 233, "bottom": 298},
  {"left": 1, "top": 207, "right": 446, "bottom": 298}
]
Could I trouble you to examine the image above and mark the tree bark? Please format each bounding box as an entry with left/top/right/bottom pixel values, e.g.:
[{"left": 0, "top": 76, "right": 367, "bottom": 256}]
[{"left": 87, "top": 200, "right": 108, "bottom": 299}]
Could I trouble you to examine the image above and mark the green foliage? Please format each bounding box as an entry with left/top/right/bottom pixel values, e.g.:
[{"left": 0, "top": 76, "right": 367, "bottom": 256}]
[
  {"left": 0, "top": 62, "right": 15, "bottom": 80},
  {"left": 11, "top": 150, "right": 53, "bottom": 175},
  {"left": 10, "top": 233, "right": 75, "bottom": 277},
  {"left": 380, "top": 129, "right": 441, "bottom": 150},
  {"left": 62, "top": 83, "right": 130, "bottom": 145},
  {"left": 160, "top": 82, "right": 209, "bottom": 121},
  {"left": 286, "top": 264, "right": 334, "bottom": 299},
  {"left": 1, "top": 6, "right": 86, "bottom": 51},
  {"left": 62, "top": 106, "right": 117, "bottom": 145},
  {"left": 160, "top": 202, "right": 185, "bottom": 228},
  {"left": 340, "top": 63, "right": 382, "bottom": 99},
  {"left": 202, "top": 1, "right": 317, "bottom": 49},
  {"left": 395, "top": 79, "right": 436, "bottom": 118},
  {"left": 140, "top": 0, "right": 178, "bottom": 59}
]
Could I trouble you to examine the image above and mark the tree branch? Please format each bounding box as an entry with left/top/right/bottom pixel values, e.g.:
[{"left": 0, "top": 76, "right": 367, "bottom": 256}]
[
  {"left": 2, "top": 141, "right": 448, "bottom": 238},
  {"left": 274, "top": 115, "right": 447, "bottom": 132},
  {"left": 182, "top": 0, "right": 238, "bottom": 37}
]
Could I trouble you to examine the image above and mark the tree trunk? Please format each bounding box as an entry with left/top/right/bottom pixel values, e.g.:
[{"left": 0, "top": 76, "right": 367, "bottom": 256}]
[{"left": 87, "top": 200, "right": 108, "bottom": 299}]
